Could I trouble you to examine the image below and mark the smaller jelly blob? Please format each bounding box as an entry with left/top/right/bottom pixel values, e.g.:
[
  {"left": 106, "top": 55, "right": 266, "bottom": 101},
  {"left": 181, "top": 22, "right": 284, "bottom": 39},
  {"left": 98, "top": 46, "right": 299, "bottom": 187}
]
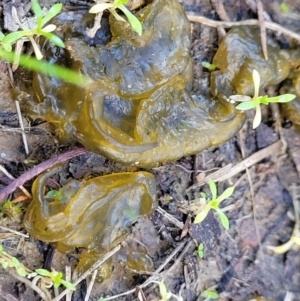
[{"left": 24, "top": 166, "right": 157, "bottom": 257}]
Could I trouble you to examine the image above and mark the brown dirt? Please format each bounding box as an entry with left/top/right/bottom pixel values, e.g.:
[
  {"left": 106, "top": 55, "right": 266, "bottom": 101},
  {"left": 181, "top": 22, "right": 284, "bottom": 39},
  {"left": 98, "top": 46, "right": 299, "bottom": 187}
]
[{"left": 0, "top": 0, "right": 300, "bottom": 301}]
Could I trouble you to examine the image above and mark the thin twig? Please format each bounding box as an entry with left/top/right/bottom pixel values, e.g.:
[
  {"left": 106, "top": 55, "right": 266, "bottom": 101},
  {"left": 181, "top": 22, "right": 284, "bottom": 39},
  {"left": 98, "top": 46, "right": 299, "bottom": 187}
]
[
  {"left": 156, "top": 206, "right": 184, "bottom": 230},
  {"left": 256, "top": 0, "right": 268, "bottom": 60},
  {"left": 211, "top": 0, "right": 230, "bottom": 21},
  {"left": 84, "top": 269, "right": 98, "bottom": 301},
  {"left": 187, "top": 15, "right": 300, "bottom": 42},
  {"left": 65, "top": 266, "right": 72, "bottom": 301},
  {"left": 15, "top": 100, "right": 29, "bottom": 155},
  {"left": 0, "top": 148, "right": 87, "bottom": 202},
  {"left": 0, "top": 226, "right": 29, "bottom": 238},
  {"left": 0, "top": 164, "right": 31, "bottom": 199},
  {"left": 186, "top": 140, "right": 283, "bottom": 192}
]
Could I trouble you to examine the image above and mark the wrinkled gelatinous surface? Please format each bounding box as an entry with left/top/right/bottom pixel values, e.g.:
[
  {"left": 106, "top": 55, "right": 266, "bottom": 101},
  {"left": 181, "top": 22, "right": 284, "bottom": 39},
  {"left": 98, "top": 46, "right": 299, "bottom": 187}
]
[
  {"left": 211, "top": 27, "right": 291, "bottom": 97},
  {"left": 20, "top": 0, "right": 244, "bottom": 167},
  {"left": 24, "top": 167, "right": 156, "bottom": 258}
]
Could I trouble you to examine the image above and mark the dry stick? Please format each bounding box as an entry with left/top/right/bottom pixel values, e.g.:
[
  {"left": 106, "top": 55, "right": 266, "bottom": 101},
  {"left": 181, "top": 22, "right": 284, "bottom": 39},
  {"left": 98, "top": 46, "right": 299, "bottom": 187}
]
[
  {"left": 0, "top": 225, "right": 29, "bottom": 238},
  {"left": 156, "top": 206, "right": 184, "bottom": 230},
  {"left": 51, "top": 244, "right": 121, "bottom": 301},
  {"left": 84, "top": 269, "right": 98, "bottom": 301},
  {"left": 211, "top": 0, "right": 230, "bottom": 21},
  {"left": 187, "top": 15, "right": 300, "bottom": 42},
  {"left": 186, "top": 140, "right": 283, "bottom": 192},
  {"left": 15, "top": 100, "right": 29, "bottom": 155},
  {"left": 256, "top": 0, "right": 268, "bottom": 60},
  {"left": 0, "top": 147, "right": 87, "bottom": 202},
  {"left": 0, "top": 164, "right": 31, "bottom": 199}
]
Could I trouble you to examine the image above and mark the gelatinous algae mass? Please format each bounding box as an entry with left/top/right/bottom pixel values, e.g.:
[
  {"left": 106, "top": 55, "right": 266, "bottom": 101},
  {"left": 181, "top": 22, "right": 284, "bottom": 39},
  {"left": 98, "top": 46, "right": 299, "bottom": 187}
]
[
  {"left": 211, "top": 27, "right": 291, "bottom": 98},
  {"left": 24, "top": 166, "right": 156, "bottom": 271},
  {"left": 22, "top": 0, "right": 244, "bottom": 167}
]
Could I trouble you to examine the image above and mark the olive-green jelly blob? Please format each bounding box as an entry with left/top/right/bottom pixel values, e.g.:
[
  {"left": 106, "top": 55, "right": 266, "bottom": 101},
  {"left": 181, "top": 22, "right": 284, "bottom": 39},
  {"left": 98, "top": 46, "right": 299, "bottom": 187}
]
[
  {"left": 211, "top": 27, "right": 291, "bottom": 97},
  {"left": 20, "top": 0, "right": 244, "bottom": 168},
  {"left": 24, "top": 166, "right": 156, "bottom": 271}
]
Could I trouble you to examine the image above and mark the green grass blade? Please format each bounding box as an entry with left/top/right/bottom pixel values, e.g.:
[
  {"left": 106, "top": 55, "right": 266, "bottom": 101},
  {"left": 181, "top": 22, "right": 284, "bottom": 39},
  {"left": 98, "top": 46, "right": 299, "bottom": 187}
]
[{"left": 0, "top": 49, "right": 90, "bottom": 86}]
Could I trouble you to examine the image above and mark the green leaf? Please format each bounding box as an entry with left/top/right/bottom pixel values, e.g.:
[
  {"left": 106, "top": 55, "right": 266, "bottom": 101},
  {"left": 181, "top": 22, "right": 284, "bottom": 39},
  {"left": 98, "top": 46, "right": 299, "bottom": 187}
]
[
  {"left": 0, "top": 244, "right": 3, "bottom": 252},
  {"left": 235, "top": 101, "right": 257, "bottom": 110},
  {"left": 267, "top": 94, "right": 296, "bottom": 103},
  {"left": 89, "top": 3, "right": 114, "bottom": 13},
  {"left": 200, "top": 192, "right": 206, "bottom": 199},
  {"left": 1, "top": 31, "right": 31, "bottom": 45},
  {"left": 215, "top": 208, "right": 229, "bottom": 230},
  {"left": 2, "top": 261, "right": 8, "bottom": 269},
  {"left": 0, "top": 32, "right": 5, "bottom": 41},
  {"left": 216, "top": 186, "right": 234, "bottom": 203},
  {"left": 158, "top": 282, "right": 168, "bottom": 301},
  {"left": 203, "top": 289, "right": 219, "bottom": 299},
  {"left": 60, "top": 279, "right": 76, "bottom": 290},
  {"left": 17, "top": 267, "right": 27, "bottom": 277},
  {"left": 11, "top": 257, "right": 20, "bottom": 267},
  {"left": 194, "top": 206, "right": 211, "bottom": 224},
  {"left": 40, "top": 32, "right": 65, "bottom": 48},
  {"left": 45, "top": 189, "right": 61, "bottom": 200},
  {"left": 31, "top": 0, "right": 43, "bottom": 28},
  {"left": 41, "top": 3, "right": 63, "bottom": 27},
  {"left": 36, "top": 268, "right": 52, "bottom": 277},
  {"left": 118, "top": 5, "right": 142, "bottom": 35},
  {"left": 114, "top": 0, "right": 129, "bottom": 6},
  {"left": 253, "top": 104, "right": 262, "bottom": 129},
  {"left": 208, "top": 179, "right": 217, "bottom": 200},
  {"left": 197, "top": 243, "right": 204, "bottom": 258}
]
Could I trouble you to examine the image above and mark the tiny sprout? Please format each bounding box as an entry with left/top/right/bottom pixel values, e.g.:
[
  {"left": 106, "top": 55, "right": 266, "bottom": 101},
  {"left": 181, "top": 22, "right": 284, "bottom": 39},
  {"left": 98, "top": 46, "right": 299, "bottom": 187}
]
[
  {"left": 194, "top": 179, "right": 234, "bottom": 230},
  {"left": 35, "top": 268, "right": 76, "bottom": 290},
  {"left": 90, "top": 0, "right": 142, "bottom": 35},
  {"left": 197, "top": 243, "right": 204, "bottom": 259},
  {"left": 231, "top": 69, "right": 296, "bottom": 129},
  {"left": 203, "top": 289, "right": 219, "bottom": 299},
  {"left": 202, "top": 61, "right": 216, "bottom": 71}
]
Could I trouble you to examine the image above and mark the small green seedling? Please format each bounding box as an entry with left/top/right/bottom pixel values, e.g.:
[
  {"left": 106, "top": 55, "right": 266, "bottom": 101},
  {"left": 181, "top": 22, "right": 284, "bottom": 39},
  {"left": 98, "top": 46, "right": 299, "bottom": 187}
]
[
  {"left": 0, "top": 200, "right": 22, "bottom": 221},
  {"left": 197, "top": 243, "right": 204, "bottom": 259},
  {"left": 90, "top": 0, "right": 142, "bottom": 35},
  {"left": 35, "top": 268, "right": 76, "bottom": 290},
  {"left": 203, "top": 289, "right": 219, "bottom": 299},
  {"left": 230, "top": 69, "right": 296, "bottom": 129},
  {"left": 280, "top": 2, "right": 289, "bottom": 13},
  {"left": 194, "top": 179, "right": 234, "bottom": 230},
  {"left": 0, "top": 244, "right": 27, "bottom": 277},
  {"left": 202, "top": 61, "right": 216, "bottom": 71},
  {"left": 45, "top": 189, "right": 62, "bottom": 201},
  {"left": 0, "top": 0, "right": 64, "bottom": 64}
]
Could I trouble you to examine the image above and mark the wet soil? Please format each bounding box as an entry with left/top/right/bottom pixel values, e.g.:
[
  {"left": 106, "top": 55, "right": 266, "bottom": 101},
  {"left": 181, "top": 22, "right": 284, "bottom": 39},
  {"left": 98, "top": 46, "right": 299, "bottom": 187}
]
[{"left": 0, "top": 0, "right": 300, "bottom": 301}]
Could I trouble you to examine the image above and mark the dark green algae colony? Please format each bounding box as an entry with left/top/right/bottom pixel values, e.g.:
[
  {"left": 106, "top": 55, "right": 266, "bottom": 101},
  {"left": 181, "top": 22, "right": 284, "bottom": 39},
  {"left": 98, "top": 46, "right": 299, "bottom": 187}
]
[{"left": 20, "top": 0, "right": 300, "bottom": 274}]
